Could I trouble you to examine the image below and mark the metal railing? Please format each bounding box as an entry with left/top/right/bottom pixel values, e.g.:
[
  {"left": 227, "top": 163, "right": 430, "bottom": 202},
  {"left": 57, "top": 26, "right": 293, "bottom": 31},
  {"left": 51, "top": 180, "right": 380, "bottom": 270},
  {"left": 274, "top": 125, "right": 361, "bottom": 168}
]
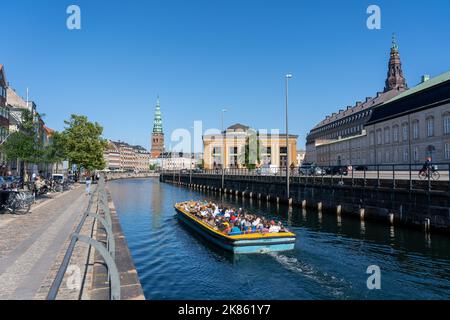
[
  {"left": 47, "top": 175, "right": 121, "bottom": 300},
  {"left": 162, "top": 163, "right": 450, "bottom": 192}
]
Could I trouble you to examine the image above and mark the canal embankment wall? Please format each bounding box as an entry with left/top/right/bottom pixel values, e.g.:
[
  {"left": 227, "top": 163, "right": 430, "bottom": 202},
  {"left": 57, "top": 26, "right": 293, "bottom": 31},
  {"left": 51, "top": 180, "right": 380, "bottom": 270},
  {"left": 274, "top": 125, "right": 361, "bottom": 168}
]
[
  {"left": 160, "top": 173, "right": 450, "bottom": 234},
  {"left": 90, "top": 185, "right": 145, "bottom": 300},
  {"left": 106, "top": 172, "right": 159, "bottom": 181}
]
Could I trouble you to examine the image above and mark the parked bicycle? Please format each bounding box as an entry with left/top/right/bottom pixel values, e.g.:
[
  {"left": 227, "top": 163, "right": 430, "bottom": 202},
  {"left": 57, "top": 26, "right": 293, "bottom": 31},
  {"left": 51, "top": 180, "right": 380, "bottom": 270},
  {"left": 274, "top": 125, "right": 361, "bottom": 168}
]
[{"left": 0, "top": 190, "right": 35, "bottom": 214}]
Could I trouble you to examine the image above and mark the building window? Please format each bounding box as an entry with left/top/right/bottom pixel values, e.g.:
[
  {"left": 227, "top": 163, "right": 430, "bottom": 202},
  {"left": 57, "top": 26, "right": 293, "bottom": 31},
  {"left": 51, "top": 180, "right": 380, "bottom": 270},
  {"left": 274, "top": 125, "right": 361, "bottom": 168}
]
[
  {"left": 412, "top": 120, "right": 419, "bottom": 140},
  {"left": 370, "top": 151, "right": 375, "bottom": 164},
  {"left": 414, "top": 147, "right": 419, "bottom": 162},
  {"left": 384, "top": 128, "right": 390, "bottom": 144},
  {"left": 444, "top": 114, "right": 450, "bottom": 134},
  {"left": 427, "top": 117, "right": 434, "bottom": 137},
  {"left": 369, "top": 131, "right": 375, "bottom": 145},
  {"left": 445, "top": 143, "right": 450, "bottom": 160},
  {"left": 403, "top": 149, "right": 409, "bottom": 162},
  {"left": 402, "top": 123, "right": 409, "bottom": 141},
  {"left": 385, "top": 151, "right": 390, "bottom": 163},
  {"left": 376, "top": 129, "right": 382, "bottom": 145},
  {"left": 393, "top": 125, "right": 399, "bottom": 142}
]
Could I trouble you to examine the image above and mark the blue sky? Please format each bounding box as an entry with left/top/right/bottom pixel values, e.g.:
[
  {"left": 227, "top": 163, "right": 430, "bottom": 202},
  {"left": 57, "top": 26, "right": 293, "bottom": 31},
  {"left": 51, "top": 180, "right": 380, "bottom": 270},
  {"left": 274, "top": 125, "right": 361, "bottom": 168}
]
[{"left": 2, "top": 0, "right": 449, "bottom": 151}]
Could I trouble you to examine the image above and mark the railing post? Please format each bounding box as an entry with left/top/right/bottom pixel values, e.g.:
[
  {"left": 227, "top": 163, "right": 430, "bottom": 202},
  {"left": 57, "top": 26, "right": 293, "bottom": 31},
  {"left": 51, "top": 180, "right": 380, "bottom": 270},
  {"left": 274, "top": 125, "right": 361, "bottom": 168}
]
[
  {"left": 73, "top": 234, "right": 121, "bottom": 300},
  {"left": 363, "top": 167, "right": 367, "bottom": 188},
  {"left": 87, "top": 212, "right": 116, "bottom": 259},
  {"left": 448, "top": 163, "right": 450, "bottom": 192},
  {"left": 351, "top": 166, "right": 354, "bottom": 187},
  {"left": 393, "top": 164, "right": 396, "bottom": 190},
  {"left": 409, "top": 163, "right": 412, "bottom": 191},
  {"left": 377, "top": 165, "right": 380, "bottom": 188},
  {"left": 428, "top": 165, "right": 431, "bottom": 192}
]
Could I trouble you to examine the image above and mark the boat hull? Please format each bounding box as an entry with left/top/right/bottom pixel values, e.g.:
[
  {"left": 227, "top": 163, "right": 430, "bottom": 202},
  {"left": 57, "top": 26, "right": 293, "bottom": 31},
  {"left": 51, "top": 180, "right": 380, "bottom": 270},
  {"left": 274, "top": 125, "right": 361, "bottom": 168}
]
[{"left": 175, "top": 206, "right": 296, "bottom": 254}]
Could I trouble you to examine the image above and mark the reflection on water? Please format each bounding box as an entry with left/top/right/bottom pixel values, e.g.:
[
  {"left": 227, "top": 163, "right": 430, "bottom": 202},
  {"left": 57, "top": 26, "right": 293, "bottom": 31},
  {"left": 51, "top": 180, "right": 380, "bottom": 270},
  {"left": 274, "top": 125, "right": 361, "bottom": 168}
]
[
  {"left": 360, "top": 220, "right": 366, "bottom": 236},
  {"left": 109, "top": 178, "right": 450, "bottom": 300}
]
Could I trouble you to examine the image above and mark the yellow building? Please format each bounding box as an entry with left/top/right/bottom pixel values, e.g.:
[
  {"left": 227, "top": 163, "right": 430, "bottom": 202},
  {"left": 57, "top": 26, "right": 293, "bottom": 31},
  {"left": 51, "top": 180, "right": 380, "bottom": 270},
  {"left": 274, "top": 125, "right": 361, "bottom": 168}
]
[{"left": 203, "top": 123, "right": 298, "bottom": 170}]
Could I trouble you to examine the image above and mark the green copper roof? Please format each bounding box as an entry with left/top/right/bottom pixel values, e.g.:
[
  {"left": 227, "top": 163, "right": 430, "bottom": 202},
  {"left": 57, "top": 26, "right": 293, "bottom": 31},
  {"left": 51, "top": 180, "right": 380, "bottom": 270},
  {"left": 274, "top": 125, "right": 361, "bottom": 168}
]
[
  {"left": 153, "top": 98, "right": 163, "bottom": 134},
  {"left": 384, "top": 70, "right": 450, "bottom": 104}
]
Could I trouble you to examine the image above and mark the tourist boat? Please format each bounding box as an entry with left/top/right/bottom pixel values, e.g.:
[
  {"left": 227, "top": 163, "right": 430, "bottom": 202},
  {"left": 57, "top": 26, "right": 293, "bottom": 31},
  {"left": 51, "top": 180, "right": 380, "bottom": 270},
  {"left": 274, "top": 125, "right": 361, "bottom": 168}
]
[{"left": 174, "top": 202, "right": 296, "bottom": 254}]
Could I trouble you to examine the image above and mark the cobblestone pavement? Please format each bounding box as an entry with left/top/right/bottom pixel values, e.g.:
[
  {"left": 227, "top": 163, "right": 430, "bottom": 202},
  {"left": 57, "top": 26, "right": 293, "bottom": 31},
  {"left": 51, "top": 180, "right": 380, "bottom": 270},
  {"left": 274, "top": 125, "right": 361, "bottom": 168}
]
[{"left": 0, "top": 186, "right": 90, "bottom": 300}]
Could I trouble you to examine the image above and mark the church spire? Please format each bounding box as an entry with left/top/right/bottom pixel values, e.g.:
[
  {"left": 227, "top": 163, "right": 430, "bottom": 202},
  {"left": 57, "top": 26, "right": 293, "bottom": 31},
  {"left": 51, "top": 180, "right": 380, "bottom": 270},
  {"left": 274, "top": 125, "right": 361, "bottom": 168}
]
[
  {"left": 151, "top": 97, "right": 165, "bottom": 158},
  {"left": 384, "top": 33, "right": 407, "bottom": 92},
  {"left": 152, "top": 97, "right": 163, "bottom": 134}
]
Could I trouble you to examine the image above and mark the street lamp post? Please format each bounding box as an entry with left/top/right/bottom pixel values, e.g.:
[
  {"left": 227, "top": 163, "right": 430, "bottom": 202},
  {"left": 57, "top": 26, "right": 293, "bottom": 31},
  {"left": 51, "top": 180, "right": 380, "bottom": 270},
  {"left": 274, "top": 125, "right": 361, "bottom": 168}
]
[
  {"left": 285, "top": 74, "right": 293, "bottom": 199},
  {"left": 189, "top": 126, "right": 194, "bottom": 184},
  {"left": 221, "top": 109, "right": 227, "bottom": 189},
  {"left": 189, "top": 154, "right": 193, "bottom": 184}
]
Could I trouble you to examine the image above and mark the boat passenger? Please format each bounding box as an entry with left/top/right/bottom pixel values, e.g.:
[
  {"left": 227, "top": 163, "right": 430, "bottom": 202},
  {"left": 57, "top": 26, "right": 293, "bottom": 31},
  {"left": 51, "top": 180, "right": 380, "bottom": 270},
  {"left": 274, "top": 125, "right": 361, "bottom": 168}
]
[
  {"left": 229, "top": 224, "right": 242, "bottom": 235},
  {"left": 269, "top": 225, "right": 280, "bottom": 233},
  {"left": 269, "top": 220, "right": 281, "bottom": 233}
]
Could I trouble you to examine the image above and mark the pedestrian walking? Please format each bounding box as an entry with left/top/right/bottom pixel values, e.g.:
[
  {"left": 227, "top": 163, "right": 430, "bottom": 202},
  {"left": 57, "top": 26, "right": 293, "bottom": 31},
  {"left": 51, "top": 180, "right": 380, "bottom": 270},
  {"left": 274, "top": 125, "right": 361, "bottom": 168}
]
[{"left": 85, "top": 172, "right": 92, "bottom": 196}]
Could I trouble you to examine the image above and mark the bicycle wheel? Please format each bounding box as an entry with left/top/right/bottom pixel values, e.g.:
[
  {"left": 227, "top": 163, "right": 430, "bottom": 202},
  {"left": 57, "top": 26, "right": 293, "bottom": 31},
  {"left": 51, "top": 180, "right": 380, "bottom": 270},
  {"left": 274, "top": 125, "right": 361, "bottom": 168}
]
[
  {"left": 432, "top": 171, "right": 440, "bottom": 181},
  {"left": 418, "top": 171, "right": 427, "bottom": 180},
  {"left": 11, "top": 200, "right": 29, "bottom": 215}
]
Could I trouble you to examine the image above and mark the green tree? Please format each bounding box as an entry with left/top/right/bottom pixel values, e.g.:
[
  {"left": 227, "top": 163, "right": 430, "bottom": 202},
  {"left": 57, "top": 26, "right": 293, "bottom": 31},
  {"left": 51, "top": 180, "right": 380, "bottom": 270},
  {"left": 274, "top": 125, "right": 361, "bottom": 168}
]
[
  {"left": 197, "top": 159, "right": 204, "bottom": 170},
  {"left": 239, "top": 129, "right": 261, "bottom": 169},
  {"left": 43, "top": 131, "right": 68, "bottom": 172},
  {"left": 1, "top": 110, "right": 45, "bottom": 174},
  {"left": 61, "top": 114, "right": 107, "bottom": 173}
]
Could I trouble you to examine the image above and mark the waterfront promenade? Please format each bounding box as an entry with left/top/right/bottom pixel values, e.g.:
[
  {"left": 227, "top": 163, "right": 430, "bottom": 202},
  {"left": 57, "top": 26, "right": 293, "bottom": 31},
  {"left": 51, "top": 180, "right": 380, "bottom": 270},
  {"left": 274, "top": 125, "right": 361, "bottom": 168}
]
[
  {"left": 0, "top": 181, "right": 144, "bottom": 300},
  {"left": 0, "top": 186, "right": 88, "bottom": 299}
]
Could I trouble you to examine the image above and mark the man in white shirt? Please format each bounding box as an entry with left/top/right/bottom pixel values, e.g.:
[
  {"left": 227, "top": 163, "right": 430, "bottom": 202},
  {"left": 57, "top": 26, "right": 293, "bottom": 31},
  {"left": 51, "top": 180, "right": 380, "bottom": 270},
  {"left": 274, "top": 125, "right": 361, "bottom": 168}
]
[{"left": 269, "top": 225, "right": 281, "bottom": 233}]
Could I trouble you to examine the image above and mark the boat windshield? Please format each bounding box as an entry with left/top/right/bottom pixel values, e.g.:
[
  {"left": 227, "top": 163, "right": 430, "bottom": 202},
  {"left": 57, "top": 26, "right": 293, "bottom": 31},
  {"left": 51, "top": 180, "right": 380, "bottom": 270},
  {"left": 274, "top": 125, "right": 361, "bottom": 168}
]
[{"left": 181, "top": 201, "right": 289, "bottom": 236}]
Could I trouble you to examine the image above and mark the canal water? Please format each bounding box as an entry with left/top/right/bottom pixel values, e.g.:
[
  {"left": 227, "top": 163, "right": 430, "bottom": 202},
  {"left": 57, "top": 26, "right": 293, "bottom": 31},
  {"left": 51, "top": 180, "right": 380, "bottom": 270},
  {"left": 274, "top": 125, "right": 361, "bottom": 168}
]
[{"left": 108, "top": 178, "right": 450, "bottom": 300}]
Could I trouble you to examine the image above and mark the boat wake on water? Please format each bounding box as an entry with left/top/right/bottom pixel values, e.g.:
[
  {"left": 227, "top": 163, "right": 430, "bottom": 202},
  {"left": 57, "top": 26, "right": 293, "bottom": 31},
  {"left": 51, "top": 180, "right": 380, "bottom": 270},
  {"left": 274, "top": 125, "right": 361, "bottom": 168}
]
[{"left": 267, "top": 252, "right": 348, "bottom": 298}]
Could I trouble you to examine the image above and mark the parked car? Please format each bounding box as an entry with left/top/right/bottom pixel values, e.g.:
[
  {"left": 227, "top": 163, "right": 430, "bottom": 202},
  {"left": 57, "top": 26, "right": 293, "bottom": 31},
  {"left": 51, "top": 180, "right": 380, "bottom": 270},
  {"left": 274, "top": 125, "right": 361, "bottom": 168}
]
[
  {"left": 299, "top": 164, "right": 323, "bottom": 176},
  {"left": 325, "top": 166, "right": 349, "bottom": 176},
  {"left": 354, "top": 165, "right": 369, "bottom": 171},
  {"left": 260, "top": 165, "right": 279, "bottom": 175},
  {"left": 52, "top": 174, "right": 65, "bottom": 184}
]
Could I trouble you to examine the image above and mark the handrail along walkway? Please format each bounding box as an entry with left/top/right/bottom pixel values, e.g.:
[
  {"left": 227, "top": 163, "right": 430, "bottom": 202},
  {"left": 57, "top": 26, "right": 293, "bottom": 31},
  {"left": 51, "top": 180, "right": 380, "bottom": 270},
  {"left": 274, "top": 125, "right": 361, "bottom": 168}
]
[{"left": 46, "top": 175, "right": 120, "bottom": 300}]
